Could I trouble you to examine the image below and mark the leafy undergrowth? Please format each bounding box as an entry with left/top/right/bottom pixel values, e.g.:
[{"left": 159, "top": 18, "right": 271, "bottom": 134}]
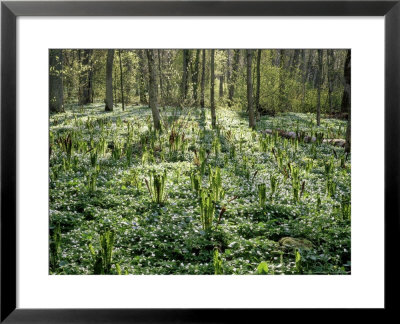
[{"left": 49, "top": 104, "right": 350, "bottom": 275}]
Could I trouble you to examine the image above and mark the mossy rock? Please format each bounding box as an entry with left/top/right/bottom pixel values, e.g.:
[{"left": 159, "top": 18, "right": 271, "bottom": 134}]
[{"left": 278, "top": 237, "right": 313, "bottom": 250}]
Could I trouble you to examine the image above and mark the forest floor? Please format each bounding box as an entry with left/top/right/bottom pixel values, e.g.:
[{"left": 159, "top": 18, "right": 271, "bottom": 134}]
[{"left": 49, "top": 103, "right": 351, "bottom": 275}]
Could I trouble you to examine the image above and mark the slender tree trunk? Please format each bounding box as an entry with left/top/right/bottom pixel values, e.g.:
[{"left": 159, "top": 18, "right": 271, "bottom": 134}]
[
  {"left": 105, "top": 49, "right": 114, "bottom": 111},
  {"left": 255, "top": 49, "right": 262, "bottom": 112},
  {"left": 210, "top": 49, "right": 216, "bottom": 128},
  {"left": 157, "top": 50, "right": 164, "bottom": 107},
  {"left": 327, "top": 49, "right": 335, "bottom": 114},
  {"left": 49, "top": 49, "right": 64, "bottom": 113},
  {"left": 343, "top": 50, "right": 351, "bottom": 153},
  {"left": 316, "top": 49, "right": 323, "bottom": 126},
  {"left": 181, "top": 49, "right": 190, "bottom": 100},
  {"left": 79, "top": 49, "right": 92, "bottom": 105},
  {"left": 226, "top": 49, "right": 232, "bottom": 93},
  {"left": 307, "top": 50, "right": 315, "bottom": 83},
  {"left": 88, "top": 50, "right": 94, "bottom": 103},
  {"left": 345, "top": 107, "right": 351, "bottom": 153},
  {"left": 247, "top": 50, "right": 256, "bottom": 129},
  {"left": 200, "top": 49, "right": 206, "bottom": 108},
  {"left": 301, "top": 50, "right": 307, "bottom": 109},
  {"left": 219, "top": 75, "right": 224, "bottom": 98},
  {"left": 125, "top": 50, "right": 132, "bottom": 104},
  {"left": 146, "top": 50, "right": 161, "bottom": 131},
  {"left": 291, "top": 49, "right": 300, "bottom": 75},
  {"left": 341, "top": 50, "right": 351, "bottom": 114},
  {"left": 192, "top": 49, "right": 200, "bottom": 104},
  {"left": 279, "top": 49, "right": 285, "bottom": 111},
  {"left": 113, "top": 66, "right": 117, "bottom": 106},
  {"left": 137, "top": 50, "right": 148, "bottom": 105},
  {"left": 228, "top": 49, "right": 240, "bottom": 107},
  {"left": 118, "top": 50, "right": 125, "bottom": 111}
]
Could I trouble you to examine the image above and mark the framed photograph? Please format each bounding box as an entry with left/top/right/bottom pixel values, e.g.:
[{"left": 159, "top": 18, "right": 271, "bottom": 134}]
[{"left": 1, "top": 0, "right": 398, "bottom": 322}]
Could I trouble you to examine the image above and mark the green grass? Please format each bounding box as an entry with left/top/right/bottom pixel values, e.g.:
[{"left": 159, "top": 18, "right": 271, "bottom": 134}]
[{"left": 49, "top": 103, "right": 350, "bottom": 275}]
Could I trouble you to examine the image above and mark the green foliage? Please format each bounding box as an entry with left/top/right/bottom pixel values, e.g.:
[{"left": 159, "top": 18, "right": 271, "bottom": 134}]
[
  {"left": 213, "top": 248, "right": 223, "bottom": 275},
  {"left": 258, "top": 183, "right": 266, "bottom": 208},
  {"left": 86, "top": 170, "right": 98, "bottom": 193},
  {"left": 50, "top": 223, "right": 61, "bottom": 271},
  {"left": 190, "top": 170, "right": 202, "bottom": 195},
  {"left": 256, "top": 261, "right": 269, "bottom": 275},
  {"left": 90, "top": 149, "right": 98, "bottom": 168},
  {"left": 270, "top": 174, "right": 279, "bottom": 200},
  {"left": 145, "top": 169, "right": 167, "bottom": 204},
  {"left": 295, "top": 249, "right": 302, "bottom": 274},
  {"left": 111, "top": 140, "right": 123, "bottom": 161},
  {"left": 208, "top": 166, "right": 224, "bottom": 201},
  {"left": 291, "top": 165, "right": 301, "bottom": 203},
  {"left": 49, "top": 105, "right": 350, "bottom": 275},
  {"left": 89, "top": 230, "right": 116, "bottom": 275},
  {"left": 341, "top": 195, "right": 351, "bottom": 220},
  {"left": 212, "top": 136, "right": 221, "bottom": 157},
  {"left": 199, "top": 189, "right": 215, "bottom": 231}
]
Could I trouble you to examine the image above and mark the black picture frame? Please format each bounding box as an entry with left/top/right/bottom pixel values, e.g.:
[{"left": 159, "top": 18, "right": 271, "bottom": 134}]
[{"left": 1, "top": 0, "right": 398, "bottom": 322}]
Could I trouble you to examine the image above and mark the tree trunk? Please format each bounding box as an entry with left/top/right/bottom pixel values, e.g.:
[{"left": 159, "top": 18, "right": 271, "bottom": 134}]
[
  {"left": 344, "top": 50, "right": 351, "bottom": 153},
  {"left": 113, "top": 66, "right": 117, "bottom": 106},
  {"left": 301, "top": 50, "right": 307, "bottom": 109},
  {"left": 181, "top": 49, "right": 190, "bottom": 100},
  {"left": 316, "top": 49, "right": 323, "bottom": 126},
  {"left": 88, "top": 50, "right": 94, "bottom": 103},
  {"left": 146, "top": 50, "right": 161, "bottom": 131},
  {"left": 157, "top": 50, "right": 164, "bottom": 107},
  {"left": 137, "top": 50, "right": 148, "bottom": 105},
  {"left": 307, "top": 50, "right": 315, "bottom": 83},
  {"left": 291, "top": 49, "right": 300, "bottom": 75},
  {"left": 327, "top": 49, "right": 335, "bottom": 113},
  {"left": 105, "top": 49, "right": 114, "bottom": 111},
  {"left": 247, "top": 50, "right": 256, "bottom": 129},
  {"left": 228, "top": 49, "right": 240, "bottom": 107},
  {"left": 118, "top": 50, "right": 125, "bottom": 111},
  {"left": 192, "top": 49, "right": 200, "bottom": 104},
  {"left": 255, "top": 49, "right": 262, "bottom": 112},
  {"left": 279, "top": 49, "right": 285, "bottom": 111},
  {"left": 226, "top": 49, "right": 232, "bottom": 94},
  {"left": 341, "top": 50, "right": 351, "bottom": 114},
  {"left": 49, "top": 49, "right": 64, "bottom": 113},
  {"left": 210, "top": 50, "right": 216, "bottom": 128},
  {"left": 200, "top": 49, "right": 206, "bottom": 108},
  {"left": 219, "top": 75, "right": 224, "bottom": 98},
  {"left": 79, "top": 49, "right": 92, "bottom": 105}
]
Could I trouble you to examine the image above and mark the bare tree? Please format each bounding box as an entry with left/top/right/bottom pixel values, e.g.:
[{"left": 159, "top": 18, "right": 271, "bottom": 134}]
[
  {"left": 279, "top": 49, "right": 285, "bottom": 111},
  {"left": 316, "top": 49, "right": 323, "bottom": 126},
  {"left": 247, "top": 50, "right": 256, "bottom": 129},
  {"left": 118, "top": 50, "right": 125, "bottom": 111},
  {"left": 105, "top": 49, "right": 114, "bottom": 111},
  {"left": 228, "top": 49, "right": 240, "bottom": 107},
  {"left": 78, "top": 49, "right": 92, "bottom": 105},
  {"left": 341, "top": 49, "right": 351, "bottom": 114},
  {"left": 157, "top": 50, "right": 164, "bottom": 106},
  {"left": 146, "top": 50, "right": 162, "bottom": 131},
  {"left": 343, "top": 50, "right": 351, "bottom": 153},
  {"left": 137, "top": 50, "right": 148, "bottom": 105},
  {"left": 49, "top": 49, "right": 64, "bottom": 113},
  {"left": 200, "top": 49, "right": 206, "bottom": 108},
  {"left": 181, "top": 49, "right": 190, "bottom": 100},
  {"left": 327, "top": 49, "right": 335, "bottom": 113},
  {"left": 255, "top": 49, "right": 262, "bottom": 113},
  {"left": 210, "top": 49, "right": 216, "bottom": 128},
  {"left": 192, "top": 49, "right": 200, "bottom": 104}
]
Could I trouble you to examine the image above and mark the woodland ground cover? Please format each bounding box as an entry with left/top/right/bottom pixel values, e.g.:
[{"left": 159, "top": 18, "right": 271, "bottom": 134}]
[{"left": 49, "top": 103, "right": 350, "bottom": 275}]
